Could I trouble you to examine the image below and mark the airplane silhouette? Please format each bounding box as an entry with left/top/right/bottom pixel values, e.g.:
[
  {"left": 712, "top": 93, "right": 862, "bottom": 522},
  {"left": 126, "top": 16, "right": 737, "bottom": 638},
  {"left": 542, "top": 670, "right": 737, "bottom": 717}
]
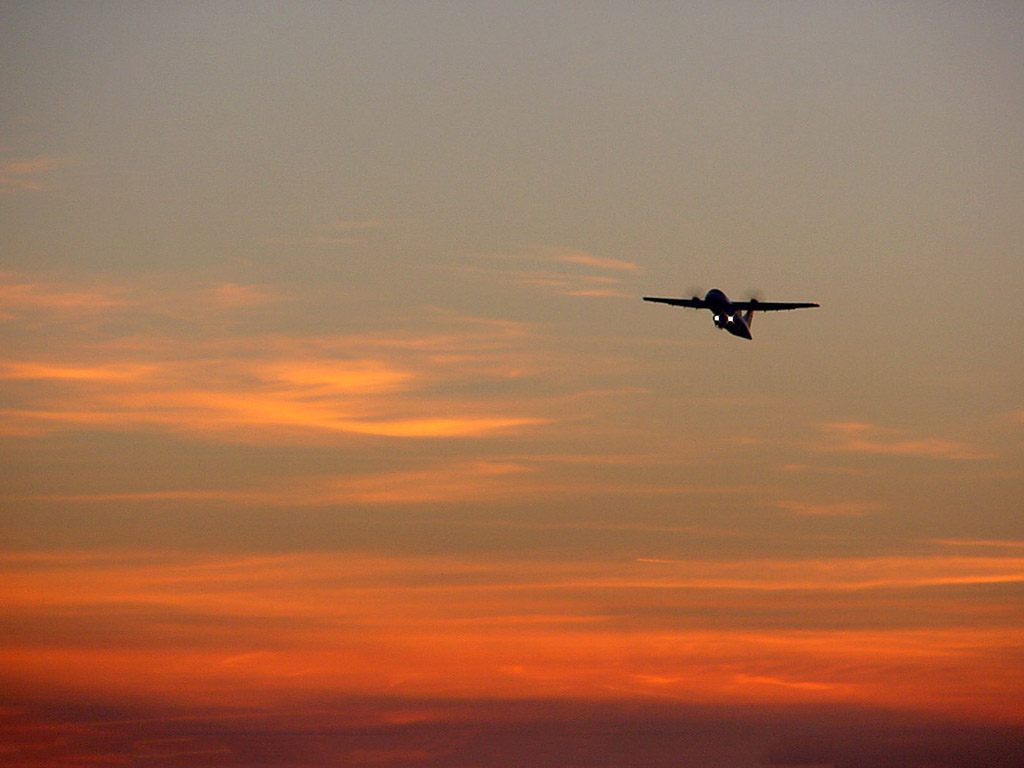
[{"left": 643, "top": 288, "right": 819, "bottom": 340}]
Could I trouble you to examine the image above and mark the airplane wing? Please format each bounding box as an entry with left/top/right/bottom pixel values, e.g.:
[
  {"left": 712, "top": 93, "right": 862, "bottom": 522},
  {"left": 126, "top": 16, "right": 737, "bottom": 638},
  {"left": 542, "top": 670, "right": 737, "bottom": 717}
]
[
  {"left": 728, "top": 300, "right": 819, "bottom": 311},
  {"left": 642, "top": 296, "right": 707, "bottom": 308}
]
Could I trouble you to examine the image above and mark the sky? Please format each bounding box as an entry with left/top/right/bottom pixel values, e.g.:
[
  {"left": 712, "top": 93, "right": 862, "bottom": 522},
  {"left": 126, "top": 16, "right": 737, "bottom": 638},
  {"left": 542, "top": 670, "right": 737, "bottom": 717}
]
[{"left": 2, "top": 2, "right": 1023, "bottom": 766}]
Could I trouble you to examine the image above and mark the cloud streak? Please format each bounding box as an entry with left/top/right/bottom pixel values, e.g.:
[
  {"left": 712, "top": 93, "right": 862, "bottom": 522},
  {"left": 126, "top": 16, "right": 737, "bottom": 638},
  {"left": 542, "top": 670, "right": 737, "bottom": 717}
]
[
  {"left": 0, "top": 273, "right": 127, "bottom": 317},
  {"left": 773, "top": 500, "right": 884, "bottom": 517},
  {"left": 548, "top": 249, "right": 642, "bottom": 273},
  {"left": 0, "top": 156, "right": 66, "bottom": 192},
  {"left": 0, "top": 354, "right": 545, "bottom": 440},
  {"left": 816, "top": 422, "right": 994, "bottom": 460},
  {"left": 466, "top": 246, "right": 643, "bottom": 298},
  {"left": 0, "top": 273, "right": 285, "bottom": 322},
  {"left": 25, "top": 461, "right": 535, "bottom": 506},
  {"left": 0, "top": 281, "right": 550, "bottom": 441}
]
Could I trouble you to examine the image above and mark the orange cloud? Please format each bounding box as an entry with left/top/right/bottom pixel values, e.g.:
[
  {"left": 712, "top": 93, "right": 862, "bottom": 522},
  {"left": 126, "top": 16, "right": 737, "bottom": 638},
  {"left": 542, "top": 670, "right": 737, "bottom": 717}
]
[
  {"left": 817, "top": 422, "right": 993, "bottom": 460},
  {"left": 929, "top": 538, "right": 1024, "bottom": 551},
  {"left": 511, "top": 269, "right": 632, "bottom": 297},
  {"left": 0, "top": 362, "right": 157, "bottom": 381},
  {"left": 204, "top": 282, "right": 283, "bottom": 309},
  {"left": 1, "top": 278, "right": 552, "bottom": 441},
  {"left": 773, "top": 500, "right": 884, "bottom": 517},
  {"left": 1, "top": 551, "right": 1021, "bottom": 721},
  {"left": 0, "top": 307, "right": 550, "bottom": 441},
  {"left": 0, "top": 274, "right": 126, "bottom": 317},
  {"left": 0, "top": 273, "right": 287, "bottom": 323},
  {"left": 20, "top": 456, "right": 755, "bottom": 508},
  {"left": 775, "top": 463, "right": 866, "bottom": 475},
  {"left": 547, "top": 249, "right": 642, "bottom": 273},
  {"left": 632, "top": 554, "right": 1024, "bottom": 591},
  {"left": 0, "top": 373, "right": 543, "bottom": 440},
  {"left": 0, "top": 156, "right": 66, "bottom": 192},
  {"left": 27, "top": 461, "right": 535, "bottom": 506}
]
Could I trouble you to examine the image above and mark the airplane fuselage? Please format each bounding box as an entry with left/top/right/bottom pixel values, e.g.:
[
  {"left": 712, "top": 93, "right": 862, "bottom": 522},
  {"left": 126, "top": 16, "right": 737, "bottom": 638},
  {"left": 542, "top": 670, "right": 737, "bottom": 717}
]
[{"left": 704, "top": 289, "right": 753, "bottom": 339}]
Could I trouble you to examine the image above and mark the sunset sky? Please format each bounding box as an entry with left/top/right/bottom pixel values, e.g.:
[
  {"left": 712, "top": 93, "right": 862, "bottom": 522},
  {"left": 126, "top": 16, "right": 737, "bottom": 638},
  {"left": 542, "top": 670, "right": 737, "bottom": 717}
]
[{"left": 2, "top": 3, "right": 1023, "bottom": 766}]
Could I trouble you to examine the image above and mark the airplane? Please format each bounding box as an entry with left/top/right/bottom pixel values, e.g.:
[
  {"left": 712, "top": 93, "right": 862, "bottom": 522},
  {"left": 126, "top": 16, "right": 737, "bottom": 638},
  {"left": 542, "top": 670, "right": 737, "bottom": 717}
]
[{"left": 643, "top": 288, "right": 819, "bottom": 340}]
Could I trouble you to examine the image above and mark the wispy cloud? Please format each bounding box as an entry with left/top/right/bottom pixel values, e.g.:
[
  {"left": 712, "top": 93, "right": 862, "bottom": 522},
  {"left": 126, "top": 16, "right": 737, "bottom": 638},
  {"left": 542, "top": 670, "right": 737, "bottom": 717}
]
[
  {"left": 775, "top": 463, "right": 869, "bottom": 475},
  {"left": 0, "top": 294, "right": 548, "bottom": 441},
  {"left": 0, "top": 273, "right": 284, "bottom": 322},
  {"left": 467, "top": 246, "right": 643, "bottom": 298},
  {"left": 928, "top": 538, "right": 1024, "bottom": 552},
  {"left": 25, "top": 461, "right": 534, "bottom": 506},
  {"left": 632, "top": 554, "right": 1024, "bottom": 591},
  {"left": 773, "top": 500, "right": 884, "bottom": 517},
  {"left": 0, "top": 362, "right": 157, "bottom": 381},
  {"left": 204, "top": 282, "right": 283, "bottom": 309},
  {"left": 0, "top": 355, "right": 544, "bottom": 440},
  {"left": 22, "top": 462, "right": 762, "bottom": 509},
  {"left": 512, "top": 270, "right": 629, "bottom": 297},
  {"left": 816, "top": 422, "right": 993, "bottom": 460},
  {"left": 0, "top": 156, "right": 67, "bottom": 192},
  {"left": 0, "top": 273, "right": 126, "bottom": 318},
  {"left": 545, "top": 248, "right": 642, "bottom": 274}
]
